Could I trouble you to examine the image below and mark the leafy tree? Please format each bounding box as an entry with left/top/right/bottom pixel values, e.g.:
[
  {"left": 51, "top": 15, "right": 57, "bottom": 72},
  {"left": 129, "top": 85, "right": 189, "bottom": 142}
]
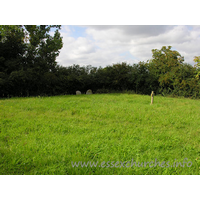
[
  {"left": 24, "top": 25, "right": 63, "bottom": 73},
  {"left": 194, "top": 56, "right": 200, "bottom": 68},
  {"left": 0, "top": 25, "right": 63, "bottom": 97},
  {"left": 0, "top": 25, "right": 27, "bottom": 97},
  {"left": 133, "top": 62, "right": 157, "bottom": 94},
  {"left": 0, "top": 25, "right": 26, "bottom": 75},
  {"left": 149, "top": 46, "right": 183, "bottom": 94},
  {"left": 111, "top": 62, "right": 132, "bottom": 91},
  {"left": 171, "top": 63, "right": 199, "bottom": 97},
  {"left": 194, "top": 56, "right": 200, "bottom": 80}
]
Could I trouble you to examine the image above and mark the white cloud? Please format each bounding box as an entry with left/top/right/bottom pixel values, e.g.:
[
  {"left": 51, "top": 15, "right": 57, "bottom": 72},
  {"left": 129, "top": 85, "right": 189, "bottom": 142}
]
[{"left": 56, "top": 25, "right": 200, "bottom": 67}]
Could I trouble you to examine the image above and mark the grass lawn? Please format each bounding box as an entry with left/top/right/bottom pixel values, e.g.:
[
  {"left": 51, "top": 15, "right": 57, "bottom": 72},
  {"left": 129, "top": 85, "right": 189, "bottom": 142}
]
[{"left": 0, "top": 94, "right": 200, "bottom": 174}]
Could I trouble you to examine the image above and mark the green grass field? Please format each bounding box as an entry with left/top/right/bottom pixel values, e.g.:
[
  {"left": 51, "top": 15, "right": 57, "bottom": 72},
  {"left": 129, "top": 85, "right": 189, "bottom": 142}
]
[{"left": 0, "top": 94, "right": 200, "bottom": 175}]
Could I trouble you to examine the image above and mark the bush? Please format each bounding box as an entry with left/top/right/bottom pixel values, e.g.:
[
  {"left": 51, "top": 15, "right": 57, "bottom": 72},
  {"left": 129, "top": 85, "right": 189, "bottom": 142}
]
[{"left": 95, "top": 88, "right": 110, "bottom": 94}]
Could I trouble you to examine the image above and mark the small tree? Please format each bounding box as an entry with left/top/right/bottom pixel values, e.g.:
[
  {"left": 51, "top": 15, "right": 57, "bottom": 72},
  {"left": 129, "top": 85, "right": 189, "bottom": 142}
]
[
  {"left": 149, "top": 46, "right": 183, "bottom": 94},
  {"left": 194, "top": 56, "right": 200, "bottom": 80}
]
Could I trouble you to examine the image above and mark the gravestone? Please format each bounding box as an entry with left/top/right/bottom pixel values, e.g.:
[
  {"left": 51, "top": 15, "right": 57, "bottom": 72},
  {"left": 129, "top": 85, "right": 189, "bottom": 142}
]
[
  {"left": 76, "top": 91, "right": 81, "bottom": 95},
  {"left": 86, "top": 89, "right": 92, "bottom": 95}
]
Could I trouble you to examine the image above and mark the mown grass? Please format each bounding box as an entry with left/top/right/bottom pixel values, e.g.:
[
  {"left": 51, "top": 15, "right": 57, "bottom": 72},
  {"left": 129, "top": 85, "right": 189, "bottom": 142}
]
[{"left": 0, "top": 94, "right": 200, "bottom": 175}]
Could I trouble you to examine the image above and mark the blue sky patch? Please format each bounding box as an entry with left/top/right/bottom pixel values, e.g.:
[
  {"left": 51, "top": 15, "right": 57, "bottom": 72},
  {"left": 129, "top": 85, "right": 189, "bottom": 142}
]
[
  {"left": 120, "top": 51, "right": 137, "bottom": 60},
  {"left": 69, "top": 25, "right": 87, "bottom": 39}
]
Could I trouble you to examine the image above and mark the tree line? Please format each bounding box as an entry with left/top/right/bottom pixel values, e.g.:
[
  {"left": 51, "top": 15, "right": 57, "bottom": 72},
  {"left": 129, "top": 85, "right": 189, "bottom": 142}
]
[{"left": 0, "top": 25, "right": 200, "bottom": 98}]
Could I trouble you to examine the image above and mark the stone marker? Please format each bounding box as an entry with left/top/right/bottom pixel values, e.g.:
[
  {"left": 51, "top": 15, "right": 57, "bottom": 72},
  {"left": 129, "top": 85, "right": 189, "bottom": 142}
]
[
  {"left": 76, "top": 91, "right": 81, "bottom": 95},
  {"left": 86, "top": 89, "right": 92, "bottom": 95},
  {"left": 151, "top": 91, "right": 154, "bottom": 105}
]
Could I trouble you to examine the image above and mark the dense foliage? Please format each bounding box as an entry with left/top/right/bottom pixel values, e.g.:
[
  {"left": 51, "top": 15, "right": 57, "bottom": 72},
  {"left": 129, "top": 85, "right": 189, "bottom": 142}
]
[{"left": 0, "top": 26, "right": 200, "bottom": 98}]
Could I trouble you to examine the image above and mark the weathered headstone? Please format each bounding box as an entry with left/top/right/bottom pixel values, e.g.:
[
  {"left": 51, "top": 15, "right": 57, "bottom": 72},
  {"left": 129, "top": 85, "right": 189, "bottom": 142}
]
[
  {"left": 86, "top": 89, "right": 92, "bottom": 95},
  {"left": 76, "top": 91, "right": 81, "bottom": 95}
]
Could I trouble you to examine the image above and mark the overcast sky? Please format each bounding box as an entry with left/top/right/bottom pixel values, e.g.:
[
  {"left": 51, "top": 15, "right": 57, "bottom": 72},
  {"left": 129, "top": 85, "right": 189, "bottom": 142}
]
[
  {"left": 3, "top": 1, "right": 199, "bottom": 68},
  {"left": 56, "top": 25, "right": 200, "bottom": 67}
]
